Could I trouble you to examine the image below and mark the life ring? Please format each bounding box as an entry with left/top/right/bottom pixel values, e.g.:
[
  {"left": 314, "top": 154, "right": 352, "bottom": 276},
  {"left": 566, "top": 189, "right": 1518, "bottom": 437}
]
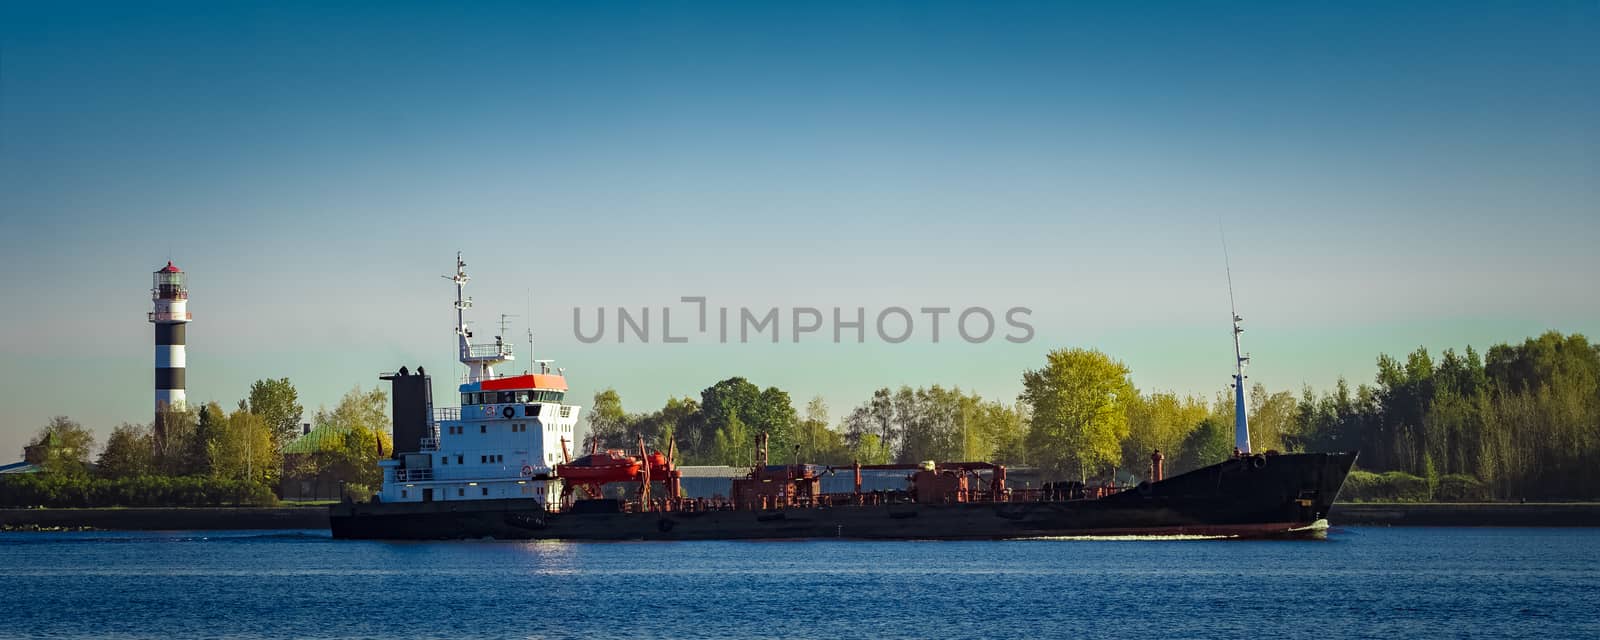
[
  {"left": 1136, "top": 481, "right": 1154, "bottom": 496},
  {"left": 502, "top": 406, "right": 515, "bottom": 419},
  {"left": 1249, "top": 454, "right": 1267, "bottom": 470},
  {"left": 521, "top": 465, "right": 534, "bottom": 477}
]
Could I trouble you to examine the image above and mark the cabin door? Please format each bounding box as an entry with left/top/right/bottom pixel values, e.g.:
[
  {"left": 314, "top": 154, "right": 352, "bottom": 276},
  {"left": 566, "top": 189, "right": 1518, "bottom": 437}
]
[{"left": 422, "top": 488, "right": 434, "bottom": 502}]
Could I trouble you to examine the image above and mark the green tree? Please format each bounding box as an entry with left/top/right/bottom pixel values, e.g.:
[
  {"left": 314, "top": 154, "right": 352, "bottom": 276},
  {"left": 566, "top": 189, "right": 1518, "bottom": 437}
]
[
  {"left": 585, "top": 388, "right": 628, "bottom": 450},
  {"left": 96, "top": 422, "right": 154, "bottom": 479},
  {"left": 712, "top": 414, "right": 752, "bottom": 467},
  {"left": 1122, "top": 391, "right": 1209, "bottom": 475},
  {"left": 213, "top": 402, "right": 277, "bottom": 484},
  {"left": 971, "top": 400, "right": 1029, "bottom": 465},
  {"left": 1246, "top": 384, "right": 1296, "bottom": 453},
  {"left": 310, "top": 386, "right": 393, "bottom": 497},
  {"left": 697, "top": 377, "right": 797, "bottom": 465},
  {"left": 1020, "top": 348, "right": 1136, "bottom": 482},
  {"left": 24, "top": 416, "right": 96, "bottom": 476},
  {"left": 850, "top": 433, "right": 892, "bottom": 465},
  {"left": 794, "top": 396, "right": 849, "bottom": 465},
  {"left": 630, "top": 396, "right": 701, "bottom": 458},
  {"left": 184, "top": 402, "right": 227, "bottom": 477},
  {"left": 248, "top": 378, "right": 304, "bottom": 454},
  {"left": 841, "top": 389, "right": 895, "bottom": 453},
  {"left": 1174, "top": 417, "right": 1233, "bottom": 473},
  {"left": 152, "top": 407, "right": 198, "bottom": 475}
]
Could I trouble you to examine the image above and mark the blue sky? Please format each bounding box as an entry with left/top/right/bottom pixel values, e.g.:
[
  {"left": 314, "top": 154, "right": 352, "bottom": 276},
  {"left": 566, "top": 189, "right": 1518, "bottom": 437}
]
[{"left": 2, "top": 1, "right": 1595, "bottom": 458}]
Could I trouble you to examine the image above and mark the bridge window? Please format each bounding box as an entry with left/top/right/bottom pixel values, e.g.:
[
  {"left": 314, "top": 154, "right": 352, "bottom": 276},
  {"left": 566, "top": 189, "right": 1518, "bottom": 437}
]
[
  {"left": 515, "top": 390, "right": 531, "bottom": 403},
  {"left": 461, "top": 393, "right": 473, "bottom": 405}
]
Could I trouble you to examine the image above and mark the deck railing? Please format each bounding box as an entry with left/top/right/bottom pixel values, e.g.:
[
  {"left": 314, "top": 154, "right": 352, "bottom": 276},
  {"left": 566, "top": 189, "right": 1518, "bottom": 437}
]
[
  {"left": 462, "top": 343, "right": 514, "bottom": 360},
  {"left": 395, "top": 468, "right": 434, "bottom": 482}
]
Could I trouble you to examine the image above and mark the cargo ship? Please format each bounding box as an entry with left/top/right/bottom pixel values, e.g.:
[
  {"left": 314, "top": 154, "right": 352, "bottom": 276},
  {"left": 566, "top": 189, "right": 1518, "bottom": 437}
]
[{"left": 329, "top": 255, "right": 1356, "bottom": 540}]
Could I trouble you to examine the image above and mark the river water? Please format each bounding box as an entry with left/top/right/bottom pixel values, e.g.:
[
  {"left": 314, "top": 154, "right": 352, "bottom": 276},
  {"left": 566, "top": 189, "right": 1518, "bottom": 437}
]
[{"left": 2, "top": 527, "right": 1596, "bottom": 639}]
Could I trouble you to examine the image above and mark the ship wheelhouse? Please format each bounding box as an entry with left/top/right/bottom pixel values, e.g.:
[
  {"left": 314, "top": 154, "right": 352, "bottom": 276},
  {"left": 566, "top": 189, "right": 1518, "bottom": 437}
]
[{"left": 379, "top": 373, "right": 582, "bottom": 506}]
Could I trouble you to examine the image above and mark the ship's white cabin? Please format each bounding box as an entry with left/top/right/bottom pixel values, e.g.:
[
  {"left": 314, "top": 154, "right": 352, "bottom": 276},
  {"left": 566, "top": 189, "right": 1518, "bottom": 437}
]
[{"left": 378, "top": 373, "right": 580, "bottom": 506}]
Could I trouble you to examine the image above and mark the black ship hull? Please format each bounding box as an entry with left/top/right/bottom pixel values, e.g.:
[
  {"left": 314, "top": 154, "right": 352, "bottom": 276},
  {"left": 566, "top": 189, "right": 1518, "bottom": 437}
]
[{"left": 330, "top": 452, "right": 1357, "bottom": 541}]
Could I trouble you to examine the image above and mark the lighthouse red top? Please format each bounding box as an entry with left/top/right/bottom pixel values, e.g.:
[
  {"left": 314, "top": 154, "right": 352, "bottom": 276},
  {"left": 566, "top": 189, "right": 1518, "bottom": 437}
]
[{"left": 159, "top": 261, "right": 182, "bottom": 273}]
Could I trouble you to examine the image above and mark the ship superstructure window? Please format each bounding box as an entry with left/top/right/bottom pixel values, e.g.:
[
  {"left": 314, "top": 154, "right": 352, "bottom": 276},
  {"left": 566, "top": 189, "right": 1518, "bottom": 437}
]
[
  {"left": 461, "top": 393, "right": 473, "bottom": 405},
  {"left": 458, "top": 488, "right": 464, "bottom": 497},
  {"left": 482, "top": 487, "right": 489, "bottom": 496},
  {"left": 525, "top": 405, "right": 539, "bottom": 417},
  {"left": 515, "top": 390, "right": 531, "bottom": 403},
  {"left": 401, "top": 490, "right": 408, "bottom": 498},
  {"left": 456, "top": 455, "right": 463, "bottom": 464},
  {"left": 480, "top": 425, "right": 487, "bottom": 433}
]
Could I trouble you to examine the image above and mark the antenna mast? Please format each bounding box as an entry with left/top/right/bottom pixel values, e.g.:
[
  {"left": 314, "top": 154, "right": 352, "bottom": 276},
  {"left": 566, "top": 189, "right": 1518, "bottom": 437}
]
[{"left": 1221, "top": 226, "right": 1252, "bottom": 454}]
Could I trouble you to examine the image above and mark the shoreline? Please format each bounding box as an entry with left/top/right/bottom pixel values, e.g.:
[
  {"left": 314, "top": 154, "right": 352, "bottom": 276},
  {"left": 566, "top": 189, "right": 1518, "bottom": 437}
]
[{"left": 4, "top": 503, "right": 1599, "bottom": 532}]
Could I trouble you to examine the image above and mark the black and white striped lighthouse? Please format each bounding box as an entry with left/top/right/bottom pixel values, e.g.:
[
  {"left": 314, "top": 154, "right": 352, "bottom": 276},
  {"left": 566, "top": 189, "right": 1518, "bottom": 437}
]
[{"left": 149, "top": 261, "right": 190, "bottom": 412}]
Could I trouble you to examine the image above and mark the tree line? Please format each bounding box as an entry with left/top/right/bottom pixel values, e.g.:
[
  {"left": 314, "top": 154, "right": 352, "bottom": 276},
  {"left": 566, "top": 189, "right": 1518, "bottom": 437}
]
[
  {"left": 10, "top": 330, "right": 1594, "bottom": 505},
  {"left": 589, "top": 331, "right": 1599, "bottom": 500},
  {"left": 4, "top": 379, "right": 392, "bottom": 507}
]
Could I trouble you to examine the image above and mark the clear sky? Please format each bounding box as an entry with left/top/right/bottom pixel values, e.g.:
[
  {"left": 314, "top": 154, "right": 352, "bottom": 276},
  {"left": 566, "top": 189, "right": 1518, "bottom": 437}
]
[{"left": 2, "top": 1, "right": 1596, "bottom": 459}]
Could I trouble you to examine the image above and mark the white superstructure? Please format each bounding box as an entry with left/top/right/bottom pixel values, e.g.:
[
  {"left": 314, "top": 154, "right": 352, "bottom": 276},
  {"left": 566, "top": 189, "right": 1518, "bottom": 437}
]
[{"left": 376, "top": 254, "right": 580, "bottom": 506}]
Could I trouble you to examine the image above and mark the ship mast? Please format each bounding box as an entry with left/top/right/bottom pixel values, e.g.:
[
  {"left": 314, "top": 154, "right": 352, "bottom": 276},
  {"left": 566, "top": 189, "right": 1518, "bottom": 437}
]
[
  {"left": 1223, "top": 231, "right": 1251, "bottom": 454},
  {"left": 445, "top": 252, "right": 513, "bottom": 382}
]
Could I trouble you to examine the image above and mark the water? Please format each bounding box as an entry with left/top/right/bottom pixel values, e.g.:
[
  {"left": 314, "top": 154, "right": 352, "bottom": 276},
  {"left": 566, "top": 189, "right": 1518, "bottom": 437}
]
[{"left": 2, "top": 527, "right": 1597, "bottom": 639}]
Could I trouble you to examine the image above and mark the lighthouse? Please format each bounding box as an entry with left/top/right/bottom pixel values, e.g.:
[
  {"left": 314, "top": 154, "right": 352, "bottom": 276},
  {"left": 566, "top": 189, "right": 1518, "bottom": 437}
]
[{"left": 149, "top": 261, "right": 191, "bottom": 413}]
